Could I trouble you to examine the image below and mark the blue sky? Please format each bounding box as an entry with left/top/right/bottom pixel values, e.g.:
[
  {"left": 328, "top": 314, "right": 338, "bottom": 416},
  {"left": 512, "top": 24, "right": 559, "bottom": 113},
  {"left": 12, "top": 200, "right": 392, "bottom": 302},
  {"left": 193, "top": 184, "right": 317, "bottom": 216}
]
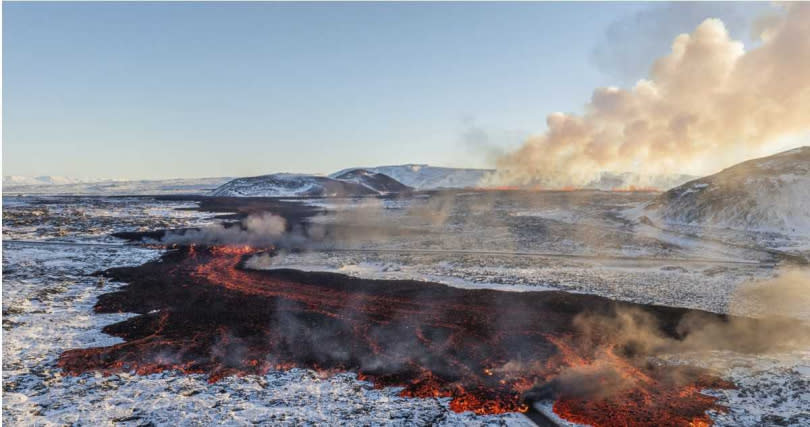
[{"left": 3, "top": 2, "right": 768, "bottom": 179}]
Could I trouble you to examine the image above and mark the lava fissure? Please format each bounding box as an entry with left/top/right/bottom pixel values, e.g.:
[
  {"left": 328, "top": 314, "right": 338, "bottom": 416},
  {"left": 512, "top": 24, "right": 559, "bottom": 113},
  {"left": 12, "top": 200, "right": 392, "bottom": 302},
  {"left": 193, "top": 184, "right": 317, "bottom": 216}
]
[{"left": 61, "top": 245, "right": 763, "bottom": 425}]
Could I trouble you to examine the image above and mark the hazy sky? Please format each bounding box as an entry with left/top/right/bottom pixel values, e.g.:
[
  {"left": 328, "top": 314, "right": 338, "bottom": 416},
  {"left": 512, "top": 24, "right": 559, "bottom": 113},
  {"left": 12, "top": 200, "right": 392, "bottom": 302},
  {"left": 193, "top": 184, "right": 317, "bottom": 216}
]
[{"left": 3, "top": 2, "right": 768, "bottom": 179}]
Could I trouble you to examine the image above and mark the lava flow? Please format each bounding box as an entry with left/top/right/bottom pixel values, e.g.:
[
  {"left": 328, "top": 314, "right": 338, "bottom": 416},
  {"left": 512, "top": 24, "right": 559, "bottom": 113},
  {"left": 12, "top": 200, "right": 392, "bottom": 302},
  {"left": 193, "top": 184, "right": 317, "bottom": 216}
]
[{"left": 60, "top": 246, "right": 743, "bottom": 426}]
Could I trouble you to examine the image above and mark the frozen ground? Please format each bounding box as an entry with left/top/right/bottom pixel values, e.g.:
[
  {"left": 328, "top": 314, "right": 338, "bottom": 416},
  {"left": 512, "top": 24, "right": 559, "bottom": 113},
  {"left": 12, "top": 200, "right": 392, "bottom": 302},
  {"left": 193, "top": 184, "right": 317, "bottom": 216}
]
[
  {"left": 249, "top": 250, "right": 770, "bottom": 315},
  {"left": 663, "top": 351, "right": 810, "bottom": 426},
  {"left": 3, "top": 193, "right": 809, "bottom": 426},
  {"left": 260, "top": 191, "right": 787, "bottom": 315},
  {"left": 1, "top": 196, "right": 218, "bottom": 243}
]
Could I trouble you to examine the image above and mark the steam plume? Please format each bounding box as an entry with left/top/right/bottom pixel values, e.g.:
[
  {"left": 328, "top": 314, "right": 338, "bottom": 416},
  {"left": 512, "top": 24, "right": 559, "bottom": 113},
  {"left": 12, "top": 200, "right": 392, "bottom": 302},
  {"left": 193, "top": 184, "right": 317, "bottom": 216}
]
[
  {"left": 529, "top": 267, "right": 810, "bottom": 401},
  {"left": 729, "top": 267, "right": 810, "bottom": 320},
  {"left": 162, "top": 213, "right": 290, "bottom": 247},
  {"left": 492, "top": 4, "right": 810, "bottom": 187}
]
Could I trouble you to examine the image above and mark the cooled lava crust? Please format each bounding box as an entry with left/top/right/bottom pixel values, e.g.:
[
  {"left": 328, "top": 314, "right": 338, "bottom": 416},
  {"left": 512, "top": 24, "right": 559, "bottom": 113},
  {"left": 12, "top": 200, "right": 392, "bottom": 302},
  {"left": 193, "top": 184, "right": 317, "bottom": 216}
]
[{"left": 60, "top": 246, "right": 736, "bottom": 426}]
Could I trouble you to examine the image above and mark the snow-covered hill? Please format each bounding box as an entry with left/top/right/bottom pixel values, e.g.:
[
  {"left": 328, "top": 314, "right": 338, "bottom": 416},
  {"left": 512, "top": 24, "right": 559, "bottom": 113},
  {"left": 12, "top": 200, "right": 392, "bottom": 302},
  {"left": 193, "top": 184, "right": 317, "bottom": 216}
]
[
  {"left": 330, "top": 164, "right": 493, "bottom": 190},
  {"left": 330, "top": 169, "right": 412, "bottom": 194},
  {"left": 213, "top": 164, "right": 489, "bottom": 197},
  {"left": 642, "top": 147, "right": 810, "bottom": 236},
  {"left": 210, "top": 174, "right": 390, "bottom": 197}
]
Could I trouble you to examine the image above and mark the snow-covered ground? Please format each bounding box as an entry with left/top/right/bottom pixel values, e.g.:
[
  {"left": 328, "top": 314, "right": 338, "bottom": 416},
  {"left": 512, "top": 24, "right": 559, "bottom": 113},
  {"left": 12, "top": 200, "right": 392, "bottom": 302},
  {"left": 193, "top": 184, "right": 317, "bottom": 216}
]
[
  {"left": 245, "top": 249, "right": 768, "bottom": 315},
  {"left": 664, "top": 351, "right": 810, "bottom": 426},
  {"left": 1, "top": 196, "right": 219, "bottom": 242}
]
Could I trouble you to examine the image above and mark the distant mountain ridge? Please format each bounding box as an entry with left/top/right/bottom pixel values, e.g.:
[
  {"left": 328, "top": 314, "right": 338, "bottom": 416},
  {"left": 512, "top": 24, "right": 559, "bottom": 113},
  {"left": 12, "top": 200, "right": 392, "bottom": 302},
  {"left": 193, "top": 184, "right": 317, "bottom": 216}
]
[
  {"left": 642, "top": 146, "right": 810, "bottom": 235},
  {"left": 212, "top": 164, "right": 492, "bottom": 197},
  {"left": 330, "top": 164, "right": 493, "bottom": 189},
  {"left": 3, "top": 176, "right": 102, "bottom": 186},
  {"left": 209, "top": 173, "right": 408, "bottom": 198},
  {"left": 2, "top": 160, "right": 739, "bottom": 198},
  {"left": 3, "top": 177, "right": 231, "bottom": 195}
]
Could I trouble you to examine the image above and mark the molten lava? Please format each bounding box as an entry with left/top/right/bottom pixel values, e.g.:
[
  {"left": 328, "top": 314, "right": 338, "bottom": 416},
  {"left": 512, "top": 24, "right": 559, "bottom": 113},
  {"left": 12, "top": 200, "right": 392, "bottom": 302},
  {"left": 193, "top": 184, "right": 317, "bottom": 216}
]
[{"left": 60, "top": 246, "right": 735, "bottom": 425}]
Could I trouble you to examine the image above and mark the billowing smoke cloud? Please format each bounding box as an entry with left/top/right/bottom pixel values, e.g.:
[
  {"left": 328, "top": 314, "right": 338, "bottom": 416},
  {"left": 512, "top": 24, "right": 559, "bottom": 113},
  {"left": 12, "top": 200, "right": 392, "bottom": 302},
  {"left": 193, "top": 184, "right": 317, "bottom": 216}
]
[
  {"left": 492, "top": 3, "right": 810, "bottom": 188},
  {"left": 591, "top": 2, "right": 766, "bottom": 83}
]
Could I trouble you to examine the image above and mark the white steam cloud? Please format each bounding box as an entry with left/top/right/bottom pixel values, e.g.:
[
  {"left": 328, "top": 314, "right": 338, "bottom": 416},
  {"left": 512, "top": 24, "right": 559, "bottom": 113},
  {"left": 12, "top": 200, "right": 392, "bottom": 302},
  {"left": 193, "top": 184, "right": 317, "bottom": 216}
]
[
  {"left": 492, "top": 4, "right": 810, "bottom": 188},
  {"left": 162, "top": 213, "right": 289, "bottom": 247}
]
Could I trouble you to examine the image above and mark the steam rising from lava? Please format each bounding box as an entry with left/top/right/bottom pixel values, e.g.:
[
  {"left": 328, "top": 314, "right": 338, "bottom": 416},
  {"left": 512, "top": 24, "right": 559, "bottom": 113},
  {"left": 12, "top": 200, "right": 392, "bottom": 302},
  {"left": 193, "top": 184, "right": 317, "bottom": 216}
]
[
  {"left": 162, "top": 213, "right": 296, "bottom": 247},
  {"left": 491, "top": 3, "right": 810, "bottom": 188},
  {"left": 730, "top": 267, "right": 810, "bottom": 320},
  {"left": 161, "top": 201, "right": 429, "bottom": 250},
  {"left": 531, "top": 268, "right": 810, "bottom": 415}
]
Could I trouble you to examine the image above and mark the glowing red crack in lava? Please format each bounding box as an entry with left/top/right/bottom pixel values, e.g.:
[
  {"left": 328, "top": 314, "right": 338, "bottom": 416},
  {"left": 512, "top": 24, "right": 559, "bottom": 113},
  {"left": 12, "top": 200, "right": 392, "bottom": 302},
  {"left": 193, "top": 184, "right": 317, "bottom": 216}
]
[{"left": 59, "top": 246, "right": 736, "bottom": 426}]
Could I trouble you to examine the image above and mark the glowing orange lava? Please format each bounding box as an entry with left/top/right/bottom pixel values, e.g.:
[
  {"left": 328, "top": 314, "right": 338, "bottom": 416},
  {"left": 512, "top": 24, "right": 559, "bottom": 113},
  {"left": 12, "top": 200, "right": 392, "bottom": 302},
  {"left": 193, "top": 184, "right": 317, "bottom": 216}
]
[{"left": 60, "top": 246, "right": 735, "bottom": 424}]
